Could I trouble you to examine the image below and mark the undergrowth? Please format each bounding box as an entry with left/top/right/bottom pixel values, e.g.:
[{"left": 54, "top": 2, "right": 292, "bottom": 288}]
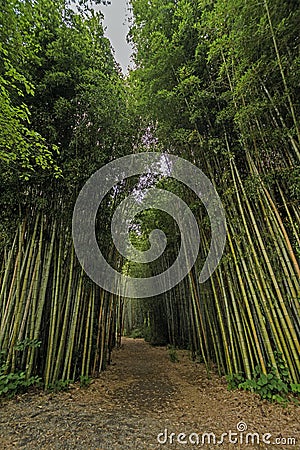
[
  {"left": 0, "top": 339, "right": 41, "bottom": 398},
  {"left": 168, "top": 345, "right": 179, "bottom": 363},
  {"left": 0, "top": 365, "right": 41, "bottom": 398},
  {"left": 226, "top": 352, "right": 300, "bottom": 405}
]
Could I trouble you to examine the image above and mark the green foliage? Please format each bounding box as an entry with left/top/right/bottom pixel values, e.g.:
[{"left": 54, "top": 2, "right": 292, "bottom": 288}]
[
  {"left": 79, "top": 375, "right": 92, "bottom": 388},
  {"left": 0, "top": 365, "right": 41, "bottom": 398},
  {"left": 0, "top": 0, "right": 134, "bottom": 388},
  {"left": 0, "top": 1, "right": 61, "bottom": 179},
  {"left": 227, "top": 357, "right": 298, "bottom": 404},
  {"left": 1, "top": 0, "right": 131, "bottom": 233},
  {"left": 128, "top": 327, "right": 146, "bottom": 339},
  {"left": 291, "top": 384, "right": 300, "bottom": 395},
  {"left": 238, "top": 368, "right": 289, "bottom": 404},
  {"left": 0, "top": 0, "right": 299, "bottom": 394},
  {"left": 273, "top": 351, "right": 290, "bottom": 385},
  {"left": 14, "top": 339, "right": 41, "bottom": 352},
  {"left": 226, "top": 373, "right": 245, "bottom": 391},
  {"left": 129, "top": 0, "right": 300, "bottom": 388},
  {"left": 168, "top": 345, "right": 179, "bottom": 363},
  {"left": 46, "top": 379, "right": 74, "bottom": 393}
]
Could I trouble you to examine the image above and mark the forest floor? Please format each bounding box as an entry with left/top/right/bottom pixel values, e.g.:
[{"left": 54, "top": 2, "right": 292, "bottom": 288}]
[{"left": 0, "top": 338, "right": 299, "bottom": 450}]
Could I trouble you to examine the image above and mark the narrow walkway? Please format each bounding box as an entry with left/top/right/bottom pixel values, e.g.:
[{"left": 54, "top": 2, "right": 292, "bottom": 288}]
[{"left": 0, "top": 338, "right": 299, "bottom": 449}]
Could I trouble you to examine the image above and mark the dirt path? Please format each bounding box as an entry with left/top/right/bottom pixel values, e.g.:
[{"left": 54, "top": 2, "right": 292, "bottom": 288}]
[{"left": 0, "top": 338, "right": 299, "bottom": 449}]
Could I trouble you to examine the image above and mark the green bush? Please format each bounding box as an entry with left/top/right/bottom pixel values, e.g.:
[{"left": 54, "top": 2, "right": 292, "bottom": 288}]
[
  {"left": 226, "top": 358, "right": 300, "bottom": 405},
  {"left": 128, "top": 327, "right": 145, "bottom": 339},
  {"left": 46, "top": 379, "right": 73, "bottom": 392},
  {"left": 291, "top": 383, "right": 300, "bottom": 395},
  {"left": 0, "top": 365, "right": 41, "bottom": 398},
  {"left": 238, "top": 367, "right": 289, "bottom": 404},
  {"left": 128, "top": 326, "right": 151, "bottom": 341},
  {"left": 168, "top": 345, "right": 179, "bottom": 363},
  {"left": 79, "top": 375, "right": 92, "bottom": 388},
  {"left": 226, "top": 372, "right": 245, "bottom": 391}
]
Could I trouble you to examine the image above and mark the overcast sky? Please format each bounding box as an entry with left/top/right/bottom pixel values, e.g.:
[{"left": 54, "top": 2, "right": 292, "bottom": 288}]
[{"left": 94, "top": 1, "right": 133, "bottom": 74}]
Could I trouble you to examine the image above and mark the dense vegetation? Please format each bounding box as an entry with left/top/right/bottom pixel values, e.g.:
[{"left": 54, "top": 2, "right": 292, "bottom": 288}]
[
  {"left": 125, "top": 0, "right": 300, "bottom": 392},
  {"left": 0, "top": 0, "right": 299, "bottom": 401},
  {"left": 0, "top": 0, "right": 134, "bottom": 391}
]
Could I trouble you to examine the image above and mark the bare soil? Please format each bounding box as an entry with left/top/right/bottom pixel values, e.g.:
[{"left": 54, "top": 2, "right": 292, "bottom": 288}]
[{"left": 0, "top": 338, "right": 299, "bottom": 449}]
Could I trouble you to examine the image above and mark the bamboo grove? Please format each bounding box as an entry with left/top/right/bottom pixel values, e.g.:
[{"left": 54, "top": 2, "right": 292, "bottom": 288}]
[
  {"left": 0, "top": 0, "right": 299, "bottom": 392},
  {"left": 0, "top": 0, "right": 134, "bottom": 387},
  {"left": 125, "top": 0, "right": 300, "bottom": 385}
]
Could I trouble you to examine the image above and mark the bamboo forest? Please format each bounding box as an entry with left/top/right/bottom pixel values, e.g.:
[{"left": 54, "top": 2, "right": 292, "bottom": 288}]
[{"left": 0, "top": 0, "right": 299, "bottom": 448}]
